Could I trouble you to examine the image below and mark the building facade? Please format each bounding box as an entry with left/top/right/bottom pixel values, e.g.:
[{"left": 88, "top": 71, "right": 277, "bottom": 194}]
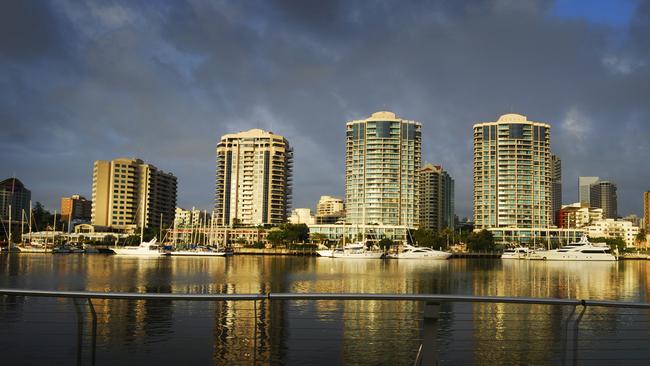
[
  {"left": 215, "top": 129, "right": 293, "bottom": 226},
  {"left": 91, "top": 158, "right": 177, "bottom": 230},
  {"left": 558, "top": 202, "right": 603, "bottom": 229},
  {"left": 289, "top": 208, "right": 315, "bottom": 225},
  {"left": 60, "top": 195, "right": 92, "bottom": 222},
  {"left": 316, "top": 196, "right": 344, "bottom": 216},
  {"left": 579, "top": 176, "right": 599, "bottom": 204},
  {"left": 585, "top": 219, "right": 639, "bottom": 248},
  {"left": 590, "top": 180, "right": 617, "bottom": 219},
  {"left": 0, "top": 178, "right": 31, "bottom": 222},
  {"left": 643, "top": 192, "right": 650, "bottom": 235},
  {"left": 174, "top": 207, "right": 210, "bottom": 228},
  {"left": 419, "top": 164, "right": 454, "bottom": 232},
  {"left": 551, "top": 154, "right": 562, "bottom": 226},
  {"left": 345, "top": 111, "right": 421, "bottom": 227},
  {"left": 473, "top": 113, "right": 552, "bottom": 229}
]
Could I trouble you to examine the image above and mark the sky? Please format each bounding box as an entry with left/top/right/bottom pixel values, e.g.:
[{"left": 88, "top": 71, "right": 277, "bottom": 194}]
[{"left": 1, "top": 0, "right": 649, "bottom": 219}]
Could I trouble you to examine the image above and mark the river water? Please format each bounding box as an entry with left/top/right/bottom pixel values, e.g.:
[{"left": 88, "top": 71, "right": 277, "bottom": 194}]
[{"left": 1, "top": 254, "right": 649, "bottom": 365}]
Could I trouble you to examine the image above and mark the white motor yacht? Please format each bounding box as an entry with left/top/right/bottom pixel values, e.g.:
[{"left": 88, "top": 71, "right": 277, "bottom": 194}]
[
  {"left": 387, "top": 244, "right": 452, "bottom": 260},
  {"left": 527, "top": 236, "right": 616, "bottom": 261},
  {"left": 112, "top": 238, "right": 165, "bottom": 256},
  {"left": 501, "top": 247, "right": 530, "bottom": 259},
  {"left": 169, "top": 246, "right": 227, "bottom": 257},
  {"left": 329, "top": 242, "right": 383, "bottom": 259}
]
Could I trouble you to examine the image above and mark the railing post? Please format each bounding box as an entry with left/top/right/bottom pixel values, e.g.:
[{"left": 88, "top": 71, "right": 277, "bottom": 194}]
[
  {"left": 88, "top": 299, "right": 97, "bottom": 366},
  {"left": 420, "top": 301, "right": 440, "bottom": 366},
  {"left": 73, "top": 298, "right": 84, "bottom": 366},
  {"left": 564, "top": 301, "right": 586, "bottom": 366}
]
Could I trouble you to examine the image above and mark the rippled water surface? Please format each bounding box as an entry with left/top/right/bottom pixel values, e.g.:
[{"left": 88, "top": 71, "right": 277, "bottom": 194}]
[{"left": 1, "top": 254, "right": 649, "bottom": 365}]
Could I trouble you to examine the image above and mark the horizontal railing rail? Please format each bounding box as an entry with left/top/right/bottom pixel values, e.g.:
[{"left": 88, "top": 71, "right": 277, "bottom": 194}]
[
  {"left": 2, "top": 288, "right": 649, "bottom": 365},
  {"left": 2, "top": 288, "right": 649, "bottom": 309}
]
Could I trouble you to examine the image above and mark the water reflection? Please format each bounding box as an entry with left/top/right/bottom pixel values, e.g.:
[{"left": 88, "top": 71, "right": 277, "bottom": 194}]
[{"left": 0, "top": 254, "right": 649, "bottom": 364}]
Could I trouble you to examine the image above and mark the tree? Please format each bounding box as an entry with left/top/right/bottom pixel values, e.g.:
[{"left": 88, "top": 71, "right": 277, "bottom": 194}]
[
  {"left": 310, "top": 233, "right": 327, "bottom": 244},
  {"left": 378, "top": 237, "right": 394, "bottom": 252},
  {"left": 466, "top": 230, "right": 495, "bottom": 252},
  {"left": 32, "top": 202, "right": 54, "bottom": 231},
  {"left": 636, "top": 229, "right": 646, "bottom": 245},
  {"left": 411, "top": 228, "right": 436, "bottom": 247},
  {"left": 235, "top": 237, "right": 248, "bottom": 246},
  {"left": 266, "top": 230, "right": 286, "bottom": 247},
  {"left": 591, "top": 237, "right": 627, "bottom": 253}
]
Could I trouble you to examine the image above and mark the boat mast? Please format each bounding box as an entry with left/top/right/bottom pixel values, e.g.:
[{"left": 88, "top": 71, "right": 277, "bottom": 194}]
[
  {"left": 8, "top": 205, "right": 11, "bottom": 246},
  {"left": 52, "top": 210, "right": 57, "bottom": 247},
  {"left": 21, "top": 209, "right": 25, "bottom": 245},
  {"left": 28, "top": 200, "right": 32, "bottom": 244}
]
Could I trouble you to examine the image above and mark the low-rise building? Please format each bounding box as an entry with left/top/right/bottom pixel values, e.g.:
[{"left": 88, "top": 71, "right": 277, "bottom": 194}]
[
  {"left": 485, "top": 227, "right": 585, "bottom": 247},
  {"left": 316, "top": 196, "right": 344, "bottom": 216},
  {"left": 289, "top": 208, "right": 315, "bottom": 225},
  {"left": 174, "top": 207, "right": 210, "bottom": 228},
  {"left": 585, "top": 219, "right": 640, "bottom": 248},
  {"left": 558, "top": 202, "right": 603, "bottom": 229},
  {"left": 308, "top": 224, "right": 411, "bottom": 244}
]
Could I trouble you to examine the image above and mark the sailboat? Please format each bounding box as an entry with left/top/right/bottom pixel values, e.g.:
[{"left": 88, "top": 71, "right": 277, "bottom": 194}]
[
  {"left": 169, "top": 210, "right": 227, "bottom": 257},
  {"left": 17, "top": 201, "right": 52, "bottom": 253}
]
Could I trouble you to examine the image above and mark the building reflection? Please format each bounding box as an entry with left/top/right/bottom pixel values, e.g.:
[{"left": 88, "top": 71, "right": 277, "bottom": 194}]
[{"left": 2, "top": 254, "right": 650, "bottom": 364}]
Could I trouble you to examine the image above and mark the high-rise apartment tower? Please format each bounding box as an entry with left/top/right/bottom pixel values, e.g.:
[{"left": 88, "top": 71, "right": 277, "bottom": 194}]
[
  {"left": 590, "top": 181, "right": 618, "bottom": 219},
  {"left": 551, "top": 154, "right": 562, "bottom": 226},
  {"left": 579, "top": 177, "right": 599, "bottom": 204},
  {"left": 345, "top": 111, "right": 421, "bottom": 227},
  {"left": 419, "top": 164, "right": 455, "bottom": 232},
  {"left": 215, "top": 129, "right": 293, "bottom": 226},
  {"left": 473, "top": 113, "right": 551, "bottom": 229},
  {"left": 91, "top": 158, "right": 177, "bottom": 230}
]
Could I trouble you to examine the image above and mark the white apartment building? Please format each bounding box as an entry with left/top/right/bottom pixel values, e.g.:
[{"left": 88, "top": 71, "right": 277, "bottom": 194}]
[
  {"left": 289, "top": 208, "right": 315, "bottom": 225},
  {"left": 214, "top": 129, "right": 293, "bottom": 226},
  {"left": 585, "top": 219, "right": 640, "bottom": 247},
  {"left": 346, "top": 111, "right": 421, "bottom": 227}
]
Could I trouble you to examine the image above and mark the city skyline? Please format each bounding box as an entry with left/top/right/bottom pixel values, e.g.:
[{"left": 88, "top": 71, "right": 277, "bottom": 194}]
[{"left": 1, "top": 1, "right": 649, "bottom": 218}]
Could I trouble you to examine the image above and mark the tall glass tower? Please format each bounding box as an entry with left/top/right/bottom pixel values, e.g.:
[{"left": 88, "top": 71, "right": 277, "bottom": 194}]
[
  {"left": 345, "top": 111, "right": 421, "bottom": 227},
  {"left": 473, "top": 113, "right": 551, "bottom": 229}
]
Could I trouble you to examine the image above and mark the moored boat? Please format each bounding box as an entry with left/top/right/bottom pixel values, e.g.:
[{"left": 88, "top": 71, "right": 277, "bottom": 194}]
[
  {"left": 387, "top": 244, "right": 451, "bottom": 259},
  {"left": 501, "top": 247, "right": 530, "bottom": 259},
  {"left": 527, "top": 236, "right": 616, "bottom": 261}
]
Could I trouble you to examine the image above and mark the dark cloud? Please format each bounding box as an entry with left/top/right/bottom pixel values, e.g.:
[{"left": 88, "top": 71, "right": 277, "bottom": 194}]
[{"left": 1, "top": 0, "right": 648, "bottom": 219}]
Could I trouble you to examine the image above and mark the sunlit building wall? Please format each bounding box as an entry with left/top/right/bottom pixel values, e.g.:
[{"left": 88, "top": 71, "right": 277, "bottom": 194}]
[
  {"left": 473, "top": 113, "right": 552, "bottom": 229},
  {"left": 345, "top": 111, "right": 421, "bottom": 227},
  {"left": 215, "top": 129, "right": 293, "bottom": 226}
]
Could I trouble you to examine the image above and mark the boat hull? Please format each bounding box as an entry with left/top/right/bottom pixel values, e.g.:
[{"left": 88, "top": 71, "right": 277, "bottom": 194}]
[
  {"left": 388, "top": 252, "right": 452, "bottom": 260},
  {"left": 331, "top": 252, "right": 383, "bottom": 259},
  {"left": 112, "top": 248, "right": 165, "bottom": 256},
  {"left": 527, "top": 252, "right": 616, "bottom": 261},
  {"left": 169, "top": 251, "right": 226, "bottom": 257},
  {"left": 316, "top": 250, "right": 334, "bottom": 257}
]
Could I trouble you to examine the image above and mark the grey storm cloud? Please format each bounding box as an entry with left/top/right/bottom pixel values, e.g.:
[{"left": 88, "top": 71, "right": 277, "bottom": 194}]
[{"left": 1, "top": 0, "right": 649, "bottom": 218}]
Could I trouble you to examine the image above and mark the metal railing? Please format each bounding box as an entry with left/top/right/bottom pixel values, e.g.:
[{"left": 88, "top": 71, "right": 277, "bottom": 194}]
[{"left": 1, "top": 288, "right": 649, "bottom": 365}]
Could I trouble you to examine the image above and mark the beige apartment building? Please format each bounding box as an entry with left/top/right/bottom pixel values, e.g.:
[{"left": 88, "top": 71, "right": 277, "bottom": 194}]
[
  {"left": 473, "top": 113, "right": 552, "bottom": 229},
  {"left": 91, "top": 158, "right": 177, "bottom": 231},
  {"left": 214, "top": 129, "right": 293, "bottom": 226},
  {"left": 316, "top": 196, "right": 344, "bottom": 216},
  {"left": 558, "top": 202, "right": 603, "bottom": 228},
  {"left": 345, "top": 111, "right": 421, "bottom": 227}
]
